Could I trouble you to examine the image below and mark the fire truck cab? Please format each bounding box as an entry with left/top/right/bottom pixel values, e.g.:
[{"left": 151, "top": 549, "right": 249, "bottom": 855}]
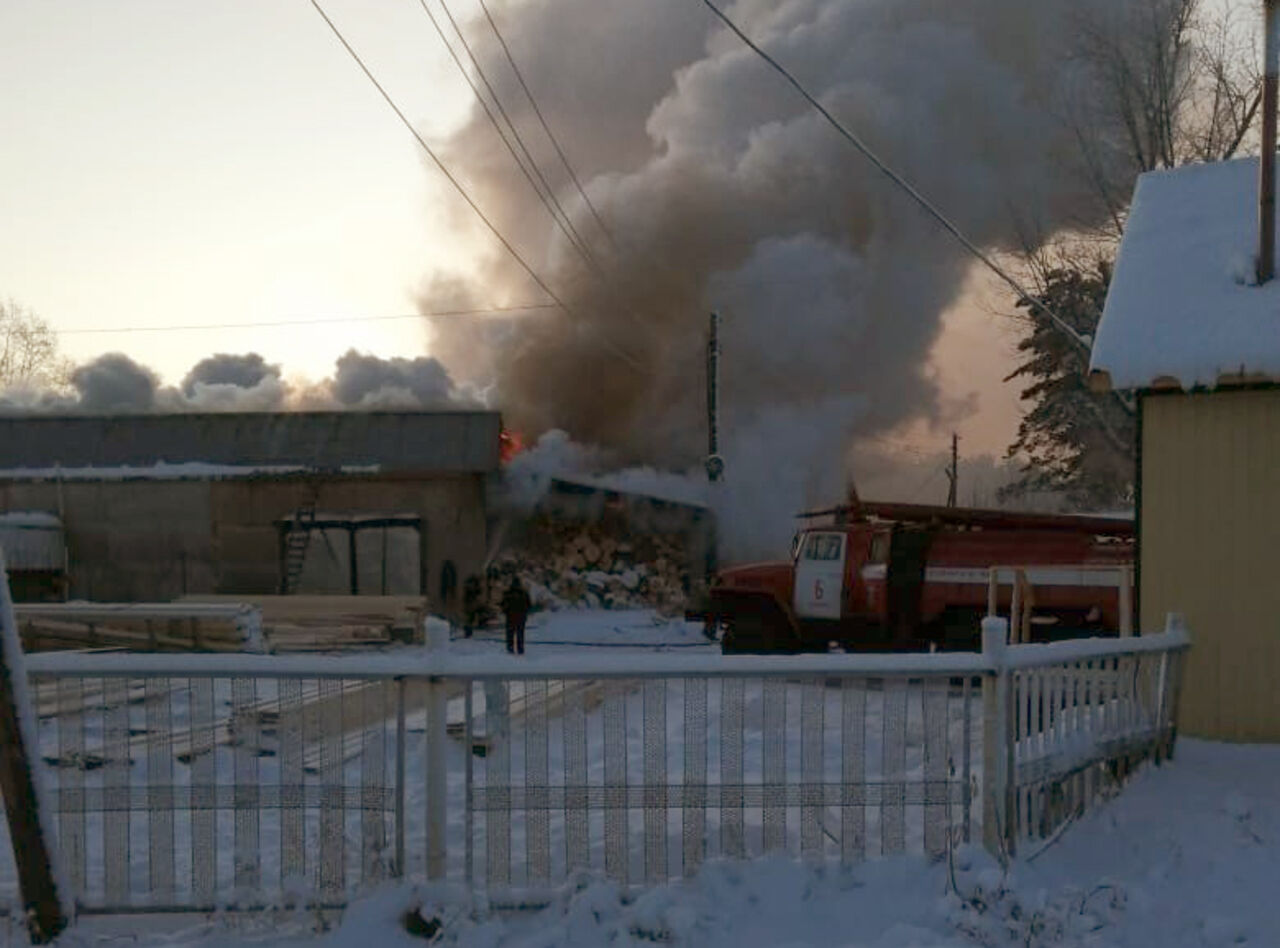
[{"left": 704, "top": 502, "right": 1133, "bottom": 653}]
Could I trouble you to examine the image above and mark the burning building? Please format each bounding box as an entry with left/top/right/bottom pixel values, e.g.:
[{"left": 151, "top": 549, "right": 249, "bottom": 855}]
[{"left": 0, "top": 411, "right": 501, "bottom": 603}]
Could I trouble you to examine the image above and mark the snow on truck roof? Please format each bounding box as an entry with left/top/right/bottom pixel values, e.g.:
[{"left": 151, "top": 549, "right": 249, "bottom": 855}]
[{"left": 1090, "top": 157, "right": 1280, "bottom": 392}]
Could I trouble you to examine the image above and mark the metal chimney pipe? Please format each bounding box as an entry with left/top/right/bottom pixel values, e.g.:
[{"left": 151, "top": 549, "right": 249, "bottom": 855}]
[{"left": 1258, "top": 0, "right": 1279, "bottom": 284}]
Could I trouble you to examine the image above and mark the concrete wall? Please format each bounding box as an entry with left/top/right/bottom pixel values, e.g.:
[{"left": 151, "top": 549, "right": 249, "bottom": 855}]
[
  {"left": 1140, "top": 387, "right": 1280, "bottom": 741},
  {"left": 0, "top": 480, "right": 215, "bottom": 600},
  {"left": 208, "top": 474, "right": 489, "bottom": 602},
  {"left": 0, "top": 473, "right": 490, "bottom": 605},
  {"left": 0, "top": 411, "right": 501, "bottom": 473}
]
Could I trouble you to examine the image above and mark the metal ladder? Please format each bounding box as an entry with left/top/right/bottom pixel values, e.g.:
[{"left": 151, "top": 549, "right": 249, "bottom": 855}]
[{"left": 282, "top": 488, "right": 320, "bottom": 594}]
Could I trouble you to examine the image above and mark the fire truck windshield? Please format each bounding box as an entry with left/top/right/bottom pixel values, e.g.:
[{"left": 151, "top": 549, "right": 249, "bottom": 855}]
[{"left": 801, "top": 533, "right": 844, "bottom": 561}]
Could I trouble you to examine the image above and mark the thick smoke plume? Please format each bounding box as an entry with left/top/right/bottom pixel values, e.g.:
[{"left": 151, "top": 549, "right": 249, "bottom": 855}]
[
  {"left": 72, "top": 353, "right": 159, "bottom": 413},
  {"left": 422, "top": 0, "right": 1124, "bottom": 557},
  {"left": 330, "top": 350, "right": 472, "bottom": 408}
]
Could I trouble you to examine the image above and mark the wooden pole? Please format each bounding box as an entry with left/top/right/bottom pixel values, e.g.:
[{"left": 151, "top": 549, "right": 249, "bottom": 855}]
[
  {"left": 0, "top": 554, "right": 67, "bottom": 942},
  {"left": 1259, "top": 0, "right": 1279, "bottom": 283},
  {"left": 981, "top": 616, "right": 1014, "bottom": 860}
]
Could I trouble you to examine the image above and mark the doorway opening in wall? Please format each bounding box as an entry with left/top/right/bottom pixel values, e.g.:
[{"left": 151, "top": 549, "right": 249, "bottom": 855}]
[{"left": 275, "top": 512, "right": 422, "bottom": 595}]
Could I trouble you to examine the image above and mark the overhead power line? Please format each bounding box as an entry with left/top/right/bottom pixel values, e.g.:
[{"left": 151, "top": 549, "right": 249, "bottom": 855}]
[
  {"left": 54, "top": 304, "right": 561, "bottom": 336},
  {"left": 475, "top": 0, "right": 616, "bottom": 247},
  {"left": 698, "top": 0, "right": 1093, "bottom": 358},
  {"left": 308, "top": 1, "right": 647, "bottom": 374},
  {"left": 436, "top": 0, "right": 597, "bottom": 266},
  {"left": 414, "top": 0, "right": 599, "bottom": 271},
  {"left": 307, "top": 0, "right": 565, "bottom": 312}
]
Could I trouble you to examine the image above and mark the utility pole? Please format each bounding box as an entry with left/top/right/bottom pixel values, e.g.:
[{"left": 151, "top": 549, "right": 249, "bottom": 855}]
[
  {"left": 945, "top": 432, "right": 959, "bottom": 508},
  {"left": 705, "top": 311, "right": 724, "bottom": 482},
  {"left": 1258, "top": 0, "right": 1279, "bottom": 283}
]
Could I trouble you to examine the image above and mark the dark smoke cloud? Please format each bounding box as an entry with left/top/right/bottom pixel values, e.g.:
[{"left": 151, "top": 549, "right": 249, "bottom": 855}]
[
  {"left": 70, "top": 353, "right": 158, "bottom": 413},
  {"left": 182, "top": 353, "right": 279, "bottom": 395},
  {"left": 426, "top": 0, "right": 1119, "bottom": 471},
  {"left": 177, "top": 352, "right": 287, "bottom": 411},
  {"left": 330, "top": 349, "right": 472, "bottom": 409},
  {"left": 1, "top": 350, "right": 477, "bottom": 415}
]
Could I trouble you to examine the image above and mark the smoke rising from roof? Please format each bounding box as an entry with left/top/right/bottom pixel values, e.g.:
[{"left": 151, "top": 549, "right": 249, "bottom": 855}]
[
  {"left": 71, "top": 353, "right": 159, "bottom": 413},
  {"left": 331, "top": 350, "right": 474, "bottom": 409},
  {"left": 419, "top": 0, "right": 1122, "bottom": 554},
  {"left": 182, "top": 353, "right": 279, "bottom": 394}
]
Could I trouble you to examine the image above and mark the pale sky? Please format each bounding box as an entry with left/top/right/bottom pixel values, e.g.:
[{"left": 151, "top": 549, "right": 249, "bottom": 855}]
[
  {"left": 0, "top": 0, "right": 486, "bottom": 383},
  {"left": 0, "top": 0, "right": 1024, "bottom": 456}
]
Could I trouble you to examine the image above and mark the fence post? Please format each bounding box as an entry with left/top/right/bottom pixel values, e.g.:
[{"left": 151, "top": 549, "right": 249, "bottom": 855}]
[
  {"left": 0, "top": 554, "right": 67, "bottom": 942},
  {"left": 981, "top": 616, "right": 1015, "bottom": 860},
  {"left": 394, "top": 677, "right": 407, "bottom": 877},
  {"left": 1161, "top": 613, "right": 1189, "bottom": 760},
  {"left": 1009, "top": 573, "right": 1023, "bottom": 644},
  {"left": 1119, "top": 566, "right": 1134, "bottom": 638},
  {"left": 425, "top": 617, "right": 449, "bottom": 880}
]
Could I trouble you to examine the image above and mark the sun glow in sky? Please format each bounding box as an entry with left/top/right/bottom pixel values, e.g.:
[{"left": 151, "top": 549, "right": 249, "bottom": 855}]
[{"left": 0, "top": 0, "right": 489, "bottom": 384}]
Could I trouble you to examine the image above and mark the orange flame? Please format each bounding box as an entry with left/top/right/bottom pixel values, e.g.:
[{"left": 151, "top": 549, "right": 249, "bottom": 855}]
[{"left": 499, "top": 428, "right": 526, "bottom": 463}]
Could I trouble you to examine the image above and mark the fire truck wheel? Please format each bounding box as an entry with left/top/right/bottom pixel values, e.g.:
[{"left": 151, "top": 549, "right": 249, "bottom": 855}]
[{"left": 721, "top": 612, "right": 771, "bottom": 654}]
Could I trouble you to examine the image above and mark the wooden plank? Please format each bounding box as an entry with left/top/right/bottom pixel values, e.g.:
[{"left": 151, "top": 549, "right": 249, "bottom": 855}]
[
  {"left": 841, "top": 679, "right": 866, "bottom": 863},
  {"left": 0, "top": 575, "right": 67, "bottom": 941},
  {"left": 318, "top": 680, "right": 344, "bottom": 898},
  {"left": 278, "top": 678, "right": 305, "bottom": 890},
  {"left": 189, "top": 679, "right": 216, "bottom": 906},
  {"left": 922, "top": 678, "right": 948, "bottom": 859},
  {"left": 146, "top": 677, "right": 175, "bottom": 902},
  {"left": 881, "top": 678, "right": 907, "bottom": 856},
  {"left": 56, "top": 678, "right": 86, "bottom": 897},
  {"left": 103, "top": 677, "right": 130, "bottom": 905},
  {"left": 232, "top": 678, "right": 260, "bottom": 897}
]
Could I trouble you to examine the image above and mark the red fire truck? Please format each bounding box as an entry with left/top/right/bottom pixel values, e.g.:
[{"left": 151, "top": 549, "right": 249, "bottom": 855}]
[{"left": 702, "top": 500, "right": 1133, "bottom": 653}]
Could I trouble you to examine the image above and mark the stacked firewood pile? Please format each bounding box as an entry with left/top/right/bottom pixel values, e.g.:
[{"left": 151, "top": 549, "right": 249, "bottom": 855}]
[{"left": 486, "top": 514, "right": 693, "bottom": 615}]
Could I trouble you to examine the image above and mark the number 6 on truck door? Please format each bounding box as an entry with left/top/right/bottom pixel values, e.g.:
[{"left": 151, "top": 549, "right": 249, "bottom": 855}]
[{"left": 793, "top": 532, "right": 846, "bottom": 620}]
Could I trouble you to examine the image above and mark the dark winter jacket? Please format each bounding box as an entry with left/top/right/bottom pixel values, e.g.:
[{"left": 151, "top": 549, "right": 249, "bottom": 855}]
[{"left": 501, "top": 582, "right": 532, "bottom": 620}]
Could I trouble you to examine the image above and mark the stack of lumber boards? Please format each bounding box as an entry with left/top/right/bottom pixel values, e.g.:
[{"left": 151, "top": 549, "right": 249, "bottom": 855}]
[
  {"left": 180, "top": 595, "right": 428, "bottom": 652},
  {"left": 14, "top": 602, "right": 263, "bottom": 653}
]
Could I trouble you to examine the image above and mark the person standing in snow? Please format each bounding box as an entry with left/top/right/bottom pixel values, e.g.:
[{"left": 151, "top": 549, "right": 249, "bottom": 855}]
[
  {"left": 501, "top": 577, "right": 531, "bottom": 654},
  {"left": 462, "top": 574, "right": 483, "bottom": 637}
]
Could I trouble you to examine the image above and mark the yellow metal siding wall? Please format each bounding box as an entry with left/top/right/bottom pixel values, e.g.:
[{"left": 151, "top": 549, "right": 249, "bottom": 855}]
[{"left": 1141, "top": 388, "right": 1280, "bottom": 742}]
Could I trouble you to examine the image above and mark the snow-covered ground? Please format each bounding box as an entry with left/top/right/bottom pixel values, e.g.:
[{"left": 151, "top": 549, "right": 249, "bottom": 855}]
[
  {"left": 448, "top": 609, "right": 714, "bottom": 653},
  {"left": 35, "top": 739, "right": 1276, "bottom": 947}
]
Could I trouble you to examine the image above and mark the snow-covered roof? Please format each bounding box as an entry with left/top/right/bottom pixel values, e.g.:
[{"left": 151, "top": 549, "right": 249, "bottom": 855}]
[
  {"left": 1090, "top": 157, "right": 1280, "bottom": 391},
  {"left": 549, "top": 473, "right": 711, "bottom": 510},
  {"left": 0, "top": 462, "right": 378, "bottom": 482},
  {"left": 0, "top": 511, "right": 61, "bottom": 528}
]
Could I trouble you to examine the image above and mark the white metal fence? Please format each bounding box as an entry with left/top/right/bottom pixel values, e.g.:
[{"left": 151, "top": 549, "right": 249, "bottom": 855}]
[{"left": 12, "top": 619, "right": 1188, "bottom": 912}]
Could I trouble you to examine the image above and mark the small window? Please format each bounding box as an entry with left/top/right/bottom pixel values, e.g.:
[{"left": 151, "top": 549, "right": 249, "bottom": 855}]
[
  {"left": 802, "top": 533, "right": 844, "bottom": 561},
  {"left": 869, "top": 533, "right": 890, "bottom": 564}
]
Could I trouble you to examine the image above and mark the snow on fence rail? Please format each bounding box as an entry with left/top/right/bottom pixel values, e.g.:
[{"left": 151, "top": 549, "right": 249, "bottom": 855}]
[{"left": 7, "top": 621, "right": 1188, "bottom": 913}]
